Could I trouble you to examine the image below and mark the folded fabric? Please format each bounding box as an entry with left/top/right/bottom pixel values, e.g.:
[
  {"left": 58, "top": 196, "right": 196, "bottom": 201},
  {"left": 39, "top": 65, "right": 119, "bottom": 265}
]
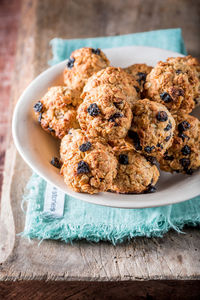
[
  {"left": 22, "top": 28, "right": 200, "bottom": 244},
  {"left": 49, "top": 28, "right": 187, "bottom": 65}
]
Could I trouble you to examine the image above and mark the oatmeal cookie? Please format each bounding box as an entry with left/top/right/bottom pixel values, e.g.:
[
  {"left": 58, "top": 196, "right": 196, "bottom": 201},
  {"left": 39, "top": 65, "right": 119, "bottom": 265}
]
[
  {"left": 63, "top": 47, "right": 110, "bottom": 92},
  {"left": 77, "top": 91, "right": 132, "bottom": 141},
  {"left": 145, "top": 56, "right": 200, "bottom": 113},
  {"left": 60, "top": 129, "right": 117, "bottom": 194},
  {"left": 181, "top": 55, "right": 200, "bottom": 76},
  {"left": 128, "top": 99, "right": 175, "bottom": 158},
  {"left": 34, "top": 86, "right": 80, "bottom": 139},
  {"left": 159, "top": 114, "right": 200, "bottom": 174},
  {"left": 174, "top": 55, "right": 200, "bottom": 106},
  {"left": 124, "top": 63, "right": 153, "bottom": 95},
  {"left": 81, "top": 66, "right": 139, "bottom": 108},
  {"left": 110, "top": 144, "right": 159, "bottom": 194},
  {"left": 60, "top": 128, "right": 89, "bottom": 162}
]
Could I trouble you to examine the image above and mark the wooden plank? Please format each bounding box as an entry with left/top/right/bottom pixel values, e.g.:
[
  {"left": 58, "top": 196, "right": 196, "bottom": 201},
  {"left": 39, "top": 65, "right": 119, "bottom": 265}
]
[
  {"left": 0, "top": 280, "right": 200, "bottom": 300},
  {"left": 0, "top": 0, "right": 37, "bottom": 263},
  {"left": 0, "top": 0, "right": 21, "bottom": 197},
  {"left": 0, "top": 0, "right": 200, "bottom": 285}
]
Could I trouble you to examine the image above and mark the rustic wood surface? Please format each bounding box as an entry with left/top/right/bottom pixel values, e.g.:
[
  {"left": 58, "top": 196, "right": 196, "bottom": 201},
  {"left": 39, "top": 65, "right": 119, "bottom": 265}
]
[
  {"left": 0, "top": 0, "right": 21, "bottom": 196},
  {"left": 0, "top": 0, "right": 200, "bottom": 297},
  {"left": 0, "top": 280, "right": 200, "bottom": 300}
]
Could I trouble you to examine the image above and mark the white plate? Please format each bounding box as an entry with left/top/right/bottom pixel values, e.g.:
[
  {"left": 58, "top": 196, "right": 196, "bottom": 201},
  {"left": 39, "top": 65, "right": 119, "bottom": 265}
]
[{"left": 12, "top": 46, "right": 200, "bottom": 208}]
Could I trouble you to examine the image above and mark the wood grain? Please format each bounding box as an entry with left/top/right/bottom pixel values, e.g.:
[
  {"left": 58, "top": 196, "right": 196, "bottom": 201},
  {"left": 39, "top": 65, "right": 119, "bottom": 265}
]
[
  {"left": 0, "top": 0, "right": 21, "bottom": 197},
  {"left": 0, "top": 0, "right": 36, "bottom": 263},
  {"left": 0, "top": 280, "right": 200, "bottom": 300},
  {"left": 0, "top": 0, "right": 200, "bottom": 292}
]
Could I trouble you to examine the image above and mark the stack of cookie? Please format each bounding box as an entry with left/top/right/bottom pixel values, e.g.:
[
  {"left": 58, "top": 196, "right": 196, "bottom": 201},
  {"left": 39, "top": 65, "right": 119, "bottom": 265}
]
[{"left": 34, "top": 47, "right": 200, "bottom": 194}]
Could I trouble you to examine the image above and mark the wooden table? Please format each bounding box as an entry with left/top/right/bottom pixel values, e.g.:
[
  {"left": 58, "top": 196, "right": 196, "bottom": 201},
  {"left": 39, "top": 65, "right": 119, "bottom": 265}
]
[{"left": 0, "top": 0, "right": 200, "bottom": 298}]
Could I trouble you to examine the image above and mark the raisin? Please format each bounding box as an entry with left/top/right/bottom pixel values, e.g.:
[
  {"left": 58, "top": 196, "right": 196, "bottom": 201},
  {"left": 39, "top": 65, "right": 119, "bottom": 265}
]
[
  {"left": 194, "top": 98, "right": 198, "bottom": 105},
  {"left": 178, "top": 132, "right": 189, "bottom": 141},
  {"left": 164, "top": 154, "right": 174, "bottom": 161},
  {"left": 118, "top": 154, "right": 129, "bottom": 165},
  {"left": 144, "top": 184, "right": 156, "bottom": 193},
  {"left": 113, "top": 101, "right": 123, "bottom": 109},
  {"left": 38, "top": 113, "right": 42, "bottom": 123},
  {"left": 77, "top": 160, "right": 90, "bottom": 174},
  {"left": 164, "top": 121, "right": 172, "bottom": 131},
  {"left": 178, "top": 121, "right": 190, "bottom": 132},
  {"left": 185, "top": 168, "right": 193, "bottom": 175},
  {"left": 87, "top": 103, "right": 100, "bottom": 116},
  {"left": 165, "top": 134, "right": 171, "bottom": 142},
  {"left": 92, "top": 48, "right": 101, "bottom": 55},
  {"left": 128, "top": 130, "right": 142, "bottom": 150},
  {"left": 134, "top": 85, "right": 140, "bottom": 93},
  {"left": 50, "top": 157, "right": 61, "bottom": 169},
  {"left": 34, "top": 101, "right": 43, "bottom": 112},
  {"left": 48, "top": 127, "right": 55, "bottom": 133},
  {"left": 170, "top": 87, "right": 184, "bottom": 98},
  {"left": 67, "top": 57, "right": 75, "bottom": 69},
  {"left": 156, "top": 111, "right": 168, "bottom": 122},
  {"left": 176, "top": 69, "right": 182, "bottom": 74},
  {"left": 137, "top": 72, "right": 147, "bottom": 84},
  {"left": 145, "top": 156, "right": 157, "bottom": 165},
  {"left": 157, "top": 143, "right": 163, "bottom": 149},
  {"left": 108, "top": 113, "right": 123, "bottom": 126},
  {"left": 181, "top": 145, "right": 191, "bottom": 155},
  {"left": 160, "top": 92, "right": 172, "bottom": 103},
  {"left": 79, "top": 142, "right": 92, "bottom": 152},
  {"left": 144, "top": 146, "right": 155, "bottom": 153},
  {"left": 179, "top": 158, "right": 190, "bottom": 169}
]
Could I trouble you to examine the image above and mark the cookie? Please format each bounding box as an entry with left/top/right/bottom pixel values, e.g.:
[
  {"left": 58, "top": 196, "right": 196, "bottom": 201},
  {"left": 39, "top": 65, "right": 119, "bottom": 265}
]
[
  {"left": 182, "top": 55, "right": 200, "bottom": 76},
  {"left": 110, "top": 139, "right": 159, "bottom": 193},
  {"left": 64, "top": 47, "right": 110, "bottom": 93},
  {"left": 159, "top": 114, "right": 200, "bottom": 174},
  {"left": 177, "top": 55, "right": 200, "bottom": 106},
  {"left": 60, "top": 128, "right": 88, "bottom": 162},
  {"left": 144, "top": 56, "right": 200, "bottom": 113},
  {"left": 77, "top": 90, "right": 132, "bottom": 141},
  {"left": 124, "top": 63, "right": 153, "bottom": 95},
  {"left": 128, "top": 99, "right": 175, "bottom": 158},
  {"left": 81, "top": 66, "right": 139, "bottom": 108},
  {"left": 33, "top": 86, "right": 80, "bottom": 139},
  {"left": 60, "top": 129, "right": 117, "bottom": 194}
]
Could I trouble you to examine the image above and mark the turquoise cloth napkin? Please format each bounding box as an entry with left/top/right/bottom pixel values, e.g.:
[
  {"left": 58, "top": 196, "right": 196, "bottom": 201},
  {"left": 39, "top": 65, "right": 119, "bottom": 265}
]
[
  {"left": 22, "top": 29, "right": 200, "bottom": 244},
  {"left": 49, "top": 28, "right": 187, "bottom": 65}
]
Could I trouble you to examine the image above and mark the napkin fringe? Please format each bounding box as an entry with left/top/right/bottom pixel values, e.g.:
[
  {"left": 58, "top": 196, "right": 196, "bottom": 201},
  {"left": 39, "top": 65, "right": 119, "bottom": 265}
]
[
  {"left": 21, "top": 173, "right": 200, "bottom": 245},
  {"left": 21, "top": 212, "right": 200, "bottom": 245}
]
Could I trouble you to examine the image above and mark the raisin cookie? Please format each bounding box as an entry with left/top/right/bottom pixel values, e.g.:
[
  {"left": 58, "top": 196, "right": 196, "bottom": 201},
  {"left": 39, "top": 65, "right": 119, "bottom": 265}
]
[
  {"left": 60, "top": 129, "right": 117, "bottom": 194},
  {"left": 33, "top": 86, "right": 80, "bottom": 139},
  {"left": 64, "top": 47, "right": 110, "bottom": 92},
  {"left": 159, "top": 114, "right": 200, "bottom": 174},
  {"left": 180, "top": 55, "right": 200, "bottom": 106},
  {"left": 81, "top": 66, "right": 139, "bottom": 108},
  {"left": 110, "top": 140, "right": 159, "bottom": 194},
  {"left": 124, "top": 63, "right": 153, "bottom": 95},
  {"left": 128, "top": 99, "right": 175, "bottom": 158},
  {"left": 145, "top": 56, "right": 200, "bottom": 113},
  {"left": 77, "top": 91, "right": 132, "bottom": 141}
]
